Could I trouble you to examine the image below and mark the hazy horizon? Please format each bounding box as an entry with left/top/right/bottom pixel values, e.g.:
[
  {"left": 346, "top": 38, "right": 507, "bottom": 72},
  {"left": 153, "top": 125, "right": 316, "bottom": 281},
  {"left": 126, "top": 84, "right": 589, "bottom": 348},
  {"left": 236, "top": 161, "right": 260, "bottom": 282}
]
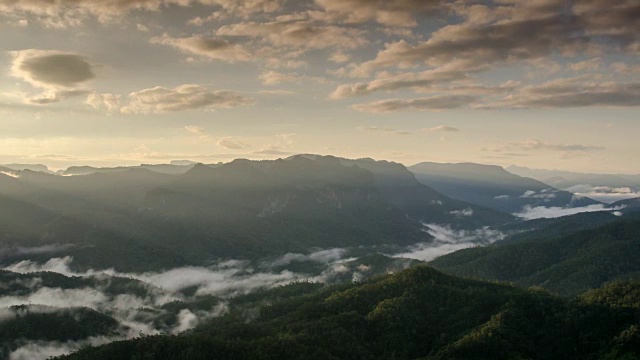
[
  {"left": 3, "top": 155, "right": 640, "bottom": 176},
  {"left": 1, "top": 1, "right": 639, "bottom": 173}
]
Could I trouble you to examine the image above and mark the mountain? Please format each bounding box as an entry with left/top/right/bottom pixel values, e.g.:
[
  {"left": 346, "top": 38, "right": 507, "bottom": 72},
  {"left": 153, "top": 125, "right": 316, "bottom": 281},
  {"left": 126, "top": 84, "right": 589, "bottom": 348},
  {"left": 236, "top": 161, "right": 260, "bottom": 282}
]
[
  {"left": 507, "top": 165, "right": 640, "bottom": 188},
  {"left": 55, "top": 266, "right": 640, "bottom": 360},
  {"left": 0, "top": 163, "right": 51, "bottom": 173},
  {"left": 62, "top": 163, "right": 195, "bottom": 176},
  {"left": 0, "top": 305, "right": 118, "bottom": 359},
  {"left": 409, "top": 162, "right": 600, "bottom": 213},
  {"left": 507, "top": 165, "right": 640, "bottom": 203},
  {"left": 498, "top": 211, "right": 624, "bottom": 243},
  {"left": 139, "top": 156, "right": 430, "bottom": 260},
  {"left": 0, "top": 157, "right": 414, "bottom": 270},
  {"left": 431, "top": 218, "right": 640, "bottom": 296},
  {"left": 0, "top": 155, "right": 517, "bottom": 272},
  {"left": 338, "top": 157, "right": 516, "bottom": 228},
  {"left": 612, "top": 197, "right": 640, "bottom": 213}
]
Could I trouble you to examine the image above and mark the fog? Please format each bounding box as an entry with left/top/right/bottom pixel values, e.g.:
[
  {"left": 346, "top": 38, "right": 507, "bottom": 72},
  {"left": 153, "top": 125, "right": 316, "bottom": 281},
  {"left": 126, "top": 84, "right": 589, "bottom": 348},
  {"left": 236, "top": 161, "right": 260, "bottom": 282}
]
[
  {"left": 394, "top": 224, "right": 505, "bottom": 262},
  {"left": 513, "top": 204, "right": 626, "bottom": 220},
  {"left": 0, "top": 244, "right": 75, "bottom": 258},
  {"left": 1, "top": 255, "right": 310, "bottom": 359},
  {"left": 565, "top": 185, "right": 639, "bottom": 204},
  {"left": 1, "top": 236, "right": 510, "bottom": 359}
]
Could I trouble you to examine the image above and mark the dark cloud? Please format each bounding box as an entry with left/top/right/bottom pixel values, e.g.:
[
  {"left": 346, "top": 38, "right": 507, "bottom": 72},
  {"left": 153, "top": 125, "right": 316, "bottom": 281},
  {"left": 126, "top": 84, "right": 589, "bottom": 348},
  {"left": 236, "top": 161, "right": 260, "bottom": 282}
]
[
  {"left": 350, "top": 0, "right": 589, "bottom": 76},
  {"left": 11, "top": 50, "right": 94, "bottom": 88}
]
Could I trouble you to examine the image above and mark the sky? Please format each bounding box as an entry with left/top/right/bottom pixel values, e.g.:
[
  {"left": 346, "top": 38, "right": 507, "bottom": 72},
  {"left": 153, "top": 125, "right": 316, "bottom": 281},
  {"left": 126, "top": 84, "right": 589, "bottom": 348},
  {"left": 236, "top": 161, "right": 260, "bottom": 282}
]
[{"left": 0, "top": 0, "right": 638, "bottom": 172}]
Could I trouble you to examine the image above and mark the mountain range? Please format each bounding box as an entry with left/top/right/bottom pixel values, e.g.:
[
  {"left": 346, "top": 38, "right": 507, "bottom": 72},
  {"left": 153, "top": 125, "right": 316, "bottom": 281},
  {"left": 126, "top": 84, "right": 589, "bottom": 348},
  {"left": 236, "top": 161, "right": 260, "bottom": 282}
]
[
  {"left": 1, "top": 156, "right": 640, "bottom": 359},
  {"left": 0, "top": 155, "right": 516, "bottom": 271}
]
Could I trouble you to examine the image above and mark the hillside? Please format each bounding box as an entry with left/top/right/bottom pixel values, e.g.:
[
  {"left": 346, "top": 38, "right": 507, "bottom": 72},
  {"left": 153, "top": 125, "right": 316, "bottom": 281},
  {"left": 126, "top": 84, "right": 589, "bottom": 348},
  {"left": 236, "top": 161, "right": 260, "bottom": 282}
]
[
  {"left": 410, "top": 162, "right": 599, "bottom": 213},
  {"left": 431, "top": 218, "right": 640, "bottom": 296},
  {"left": 0, "top": 305, "right": 118, "bottom": 360},
  {"left": 613, "top": 197, "right": 640, "bottom": 213},
  {"left": 341, "top": 158, "right": 515, "bottom": 227},
  {"left": 1, "top": 156, "right": 517, "bottom": 272},
  {"left": 55, "top": 266, "right": 640, "bottom": 360}
]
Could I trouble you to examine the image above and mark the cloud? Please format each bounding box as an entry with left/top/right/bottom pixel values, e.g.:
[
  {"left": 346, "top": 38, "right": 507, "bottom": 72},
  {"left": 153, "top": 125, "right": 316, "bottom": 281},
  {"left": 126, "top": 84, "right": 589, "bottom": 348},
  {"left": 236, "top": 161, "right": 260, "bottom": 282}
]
[
  {"left": 0, "top": 244, "right": 74, "bottom": 258},
  {"left": 565, "top": 185, "right": 640, "bottom": 204},
  {"left": 356, "top": 126, "right": 411, "bottom": 135},
  {"left": 184, "top": 125, "right": 205, "bottom": 134},
  {"left": 151, "top": 34, "right": 252, "bottom": 63},
  {"left": 121, "top": 84, "right": 254, "bottom": 114},
  {"left": 513, "top": 204, "right": 626, "bottom": 220},
  {"left": 217, "top": 137, "right": 251, "bottom": 150},
  {"left": 328, "top": 51, "right": 349, "bottom": 63},
  {"left": 325, "top": 0, "right": 639, "bottom": 112},
  {"left": 352, "top": 95, "right": 477, "bottom": 113},
  {"left": 0, "top": 287, "right": 109, "bottom": 309},
  {"left": 258, "top": 90, "right": 297, "bottom": 96},
  {"left": 573, "top": 0, "right": 640, "bottom": 49},
  {"left": 394, "top": 224, "right": 505, "bottom": 262},
  {"left": 348, "top": 1, "right": 600, "bottom": 76},
  {"left": 259, "top": 71, "right": 326, "bottom": 85},
  {"left": 449, "top": 208, "right": 473, "bottom": 217},
  {"left": 216, "top": 18, "right": 368, "bottom": 51},
  {"left": 265, "top": 248, "right": 347, "bottom": 268},
  {"left": 0, "top": 0, "right": 285, "bottom": 27},
  {"left": 253, "top": 148, "right": 293, "bottom": 155},
  {"left": 519, "top": 189, "right": 557, "bottom": 200},
  {"left": 9, "top": 50, "right": 95, "bottom": 104},
  {"left": 329, "top": 63, "right": 474, "bottom": 99},
  {"left": 25, "top": 89, "right": 91, "bottom": 104},
  {"left": 485, "top": 139, "right": 604, "bottom": 155},
  {"left": 569, "top": 58, "right": 602, "bottom": 72},
  {"left": 611, "top": 62, "right": 640, "bottom": 74},
  {"left": 86, "top": 93, "right": 121, "bottom": 112},
  {"left": 314, "top": 0, "right": 442, "bottom": 27},
  {"left": 9, "top": 337, "right": 114, "bottom": 360},
  {"left": 487, "top": 79, "right": 640, "bottom": 109},
  {"left": 422, "top": 125, "right": 459, "bottom": 133},
  {"left": 4, "top": 256, "right": 304, "bottom": 298},
  {"left": 11, "top": 50, "right": 94, "bottom": 88}
]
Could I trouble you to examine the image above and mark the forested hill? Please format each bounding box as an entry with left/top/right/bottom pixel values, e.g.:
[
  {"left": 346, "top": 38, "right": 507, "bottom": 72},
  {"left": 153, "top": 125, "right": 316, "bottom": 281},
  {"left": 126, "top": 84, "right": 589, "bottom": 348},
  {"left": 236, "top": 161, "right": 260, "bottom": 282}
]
[
  {"left": 431, "top": 218, "right": 640, "bottom": 296},
  {"left": 55, "top": 266, "right": 640, "bottom": 360}
]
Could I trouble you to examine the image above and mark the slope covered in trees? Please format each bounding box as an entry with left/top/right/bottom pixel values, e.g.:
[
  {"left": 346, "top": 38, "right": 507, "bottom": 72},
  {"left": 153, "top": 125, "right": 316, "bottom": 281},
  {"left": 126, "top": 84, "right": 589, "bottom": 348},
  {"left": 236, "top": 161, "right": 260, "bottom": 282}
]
[
  {"left": 431, "top": 218, "right": 640, "bottom": 296},
  {"left": 54, "top": 266, "right": 640, "bottom": 360}
]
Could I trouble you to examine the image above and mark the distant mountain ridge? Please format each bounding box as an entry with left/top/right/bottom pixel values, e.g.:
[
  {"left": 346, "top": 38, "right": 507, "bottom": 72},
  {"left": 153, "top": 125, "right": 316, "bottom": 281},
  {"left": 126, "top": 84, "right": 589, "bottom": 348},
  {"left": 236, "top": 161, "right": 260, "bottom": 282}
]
[{"left": 409, "top": 162, "right": 599, "bottom": 213}]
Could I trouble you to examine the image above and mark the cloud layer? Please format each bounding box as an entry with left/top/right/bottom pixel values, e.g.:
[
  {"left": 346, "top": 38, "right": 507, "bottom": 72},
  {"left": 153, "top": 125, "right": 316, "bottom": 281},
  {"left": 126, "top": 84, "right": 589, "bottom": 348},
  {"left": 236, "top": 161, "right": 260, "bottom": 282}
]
[{"left": 121, "top": 84, "right": 254, "bottom": 114}]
